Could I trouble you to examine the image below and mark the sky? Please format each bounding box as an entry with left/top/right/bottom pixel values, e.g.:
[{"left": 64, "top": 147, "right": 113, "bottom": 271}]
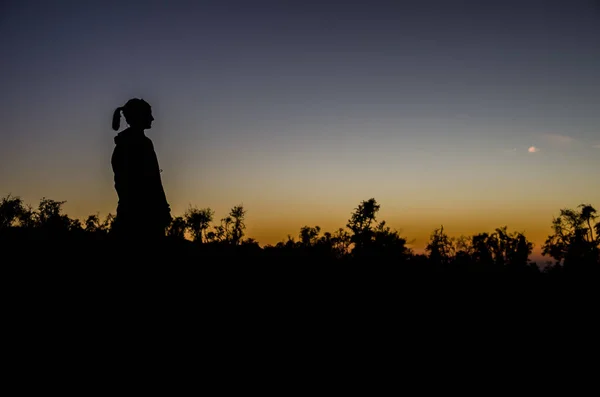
[{"left": 1, "top": 0, "right": 599, "bottom": 258}]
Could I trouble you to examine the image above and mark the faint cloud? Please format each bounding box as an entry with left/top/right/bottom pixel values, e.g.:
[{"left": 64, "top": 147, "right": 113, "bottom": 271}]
[
  {"left": 528, "top": 146, "right": 539, "bottom": 153},
  {"left": 542, "top": 133, "right": 575, "bottom": 146},
  {"left": 593, "top": 144, "right": 600, "bottom": 149}
]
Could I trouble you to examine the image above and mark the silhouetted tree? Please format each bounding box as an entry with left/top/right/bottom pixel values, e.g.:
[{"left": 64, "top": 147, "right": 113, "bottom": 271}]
[
  {"left": 83, "top": 213, "right": 114, "bottom": 237},
  {"left": 471, "top": 232, "right": 495, "bottom": 268},
  {"left": 167, "top": 216, "right": 187, "bottom": 239},
  {"left": 104, "top": 213, "right": 115, "bottom": 232},
  {"left": 36, "top": 197, "right": 72, "bottom": 231},
  {"left": 185, "top": 206, "right": 214, "bottom": 243},
  {"left": 68, "top": 218, "right": 83, "bottom": 232},
  {"left": 275, "top": 234, "right": 297, "bottom": 249},
  {"left": 370, "top": 221, "right": 411, "bottom": 261},
  {"left": 543, "top": 204, "right": 599, "bottom": 270},
  {"left": 2, "top": 190, "right": 595, "bottom": 277},
  {"left": 205, "top": 205, "right": 247, "bottom": 245},
  {"left": 469, "top": 227, "right": 533, "bottom": 270},
  {"left": 299, "top": 225, "right": 321, "bottom": 247},
  {"left": 347, "top": 198, "right": 380, "bottom": 255},
  {"left": 17, "top": 203, "right": 36, "bottom": 229},
  {"left": 207, "top": 223, "right": 225, "bottom": 243},
  {"left": 345, "top": 198, "right": 411, "bottom": 262},
  {"left": 490, "top": 226, "right": 533, "bottom": 269},
  {"left": 0, "top": 194, "right": 24, "bottom": 229},
  {"left": 85, "top": 214, "right": 102, "bottom": 233},
  {"left": 221, "top": 216, "right": 233, "bottom": 242},
  {"left": 242, "top": 237, "right": 260, "bottom": 247},
  {"left": 330, "top": 228, "right": 351, "bottom": 258},
  {"left": 580, "top": 204, "right": 598, "bottom": 244},
  {"left": 426, "top": 226, "right": 455, "bottom": 267},
  {"left": 502, "top": 229, "right": 533, "bottom": 270},
  {"left": 454, "top": 235, "right": 473, "bottom": 254},
  {"left": 229, "top": 205, "right": 246, "bottom": 245}
]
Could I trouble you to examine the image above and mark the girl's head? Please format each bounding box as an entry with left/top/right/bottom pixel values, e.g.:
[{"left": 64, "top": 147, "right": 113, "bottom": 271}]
[{"left": 112, "top": 98, "right": 154, "bottom": 131}]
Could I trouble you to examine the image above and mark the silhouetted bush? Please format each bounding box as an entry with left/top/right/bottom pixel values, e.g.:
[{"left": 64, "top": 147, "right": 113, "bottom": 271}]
[{"left": 1, "top": 194, "right": 598, "bottom": 279}]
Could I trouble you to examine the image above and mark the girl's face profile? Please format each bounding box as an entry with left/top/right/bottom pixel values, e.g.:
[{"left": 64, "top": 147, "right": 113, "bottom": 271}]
[
  {"left": 128, "top": 103, "right": 154, "bottom": 129},
  {"left": 142, "top": 106, "right": 154, "bottom": 129}
]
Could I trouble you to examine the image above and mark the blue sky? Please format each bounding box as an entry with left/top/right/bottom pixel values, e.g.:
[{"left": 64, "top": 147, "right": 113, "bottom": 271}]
[{"left": 1, "top": 0, "right": 599, "bottom": 253}]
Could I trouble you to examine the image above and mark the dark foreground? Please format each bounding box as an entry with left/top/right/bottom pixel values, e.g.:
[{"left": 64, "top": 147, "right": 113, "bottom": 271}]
[{"left": 3, "top": 229, "right": 597, "bottom": 291}]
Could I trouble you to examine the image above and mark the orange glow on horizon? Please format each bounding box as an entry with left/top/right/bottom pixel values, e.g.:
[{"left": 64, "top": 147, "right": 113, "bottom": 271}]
[{"left": 51, "top": 195, "right": 566, "bottom": 263}]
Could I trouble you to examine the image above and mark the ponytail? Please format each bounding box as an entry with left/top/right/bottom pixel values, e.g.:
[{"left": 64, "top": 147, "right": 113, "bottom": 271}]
[{"left": 112, "top": 107, "right": 123, "bottom": 131}]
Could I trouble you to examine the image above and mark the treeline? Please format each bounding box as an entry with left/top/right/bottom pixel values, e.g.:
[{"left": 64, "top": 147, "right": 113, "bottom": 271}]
[{"left": 0, "top": 194, "right": 598, "bottom": 275}]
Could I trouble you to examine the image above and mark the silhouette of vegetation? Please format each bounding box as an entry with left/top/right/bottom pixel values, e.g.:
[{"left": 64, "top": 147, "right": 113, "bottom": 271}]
[
  {"left": 542, "top": 204, "right": 599, "bottom": 274},
  {"left": 2, "top": 193, "right": 598, "bottom": 279},
  {"left": 184, "top": 206, "right": 214, "bottom": 243}
]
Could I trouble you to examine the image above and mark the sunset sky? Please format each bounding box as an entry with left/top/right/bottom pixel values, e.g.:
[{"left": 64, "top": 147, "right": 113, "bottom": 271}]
[{"left": 1, "top": 0, "right": 599, "bottom": 258}]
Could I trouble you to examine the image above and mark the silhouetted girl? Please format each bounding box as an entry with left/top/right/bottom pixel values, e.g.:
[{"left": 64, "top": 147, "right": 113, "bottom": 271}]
[{"left": 111, "top": 98, "right": 171, "bottom": 240}]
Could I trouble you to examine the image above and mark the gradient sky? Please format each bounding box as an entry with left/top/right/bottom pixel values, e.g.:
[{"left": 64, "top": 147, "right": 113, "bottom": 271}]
[{"left": 1, "top": 0, "right": 599, "bottom": 257}]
